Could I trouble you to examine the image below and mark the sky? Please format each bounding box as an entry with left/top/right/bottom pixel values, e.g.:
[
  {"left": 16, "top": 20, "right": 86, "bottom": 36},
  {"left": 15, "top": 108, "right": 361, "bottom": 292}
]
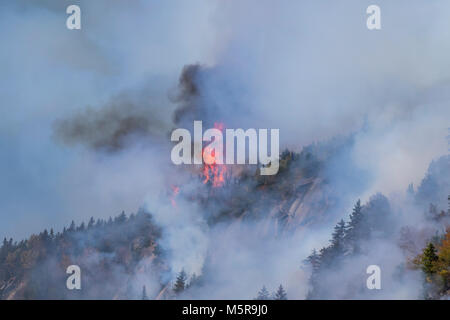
[
  {"left": 0, "top": 0, "right": 218, "bottom": 239},
  {"left": 0, "top": 0, "right": 449, "bottom": 241}
]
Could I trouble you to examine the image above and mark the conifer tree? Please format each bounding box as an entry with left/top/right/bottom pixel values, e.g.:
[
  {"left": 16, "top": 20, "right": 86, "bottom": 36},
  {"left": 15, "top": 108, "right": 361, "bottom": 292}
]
[
  {"left": 305, "top": 248, "right": 322, "bottom": 298},
  {"left": 406, "top": 183, "right": 415, "bottom": 197},
  {"left": 274, "top": 284, "right": 287, "bottom": 300},
  {"left": 330, "top": 219, "right": 346, "bottom": 255},
  {"left": 142, "top": 285, "right": 149, "bottom": 300},
  {"left": 68, "top": 221, "right": 76, "bottom": 232},
  {"left": 116, "top": 211, "right": 127, "bottom": 224},
  {"left": 173, "top": 269, "right": 187, "bottom": 294},
  {"left": 421, "top": 243, "right": 438, "bottom": 276},
  {"left": 346, "top": 199, "right": 365, "bottom": 251},
  {"left": 96, "top": 219, "right": 103, "bottom": 227},
  {"left": 255, "top": 285, "right": 270, "bottom": 300},
  {"left": 88, "top": 217, "right": 95, "bottom": 228},
  {"left": 306, "top": 249, "right": 321, "bottom": 272},
  {"left": 420, "top": 242, "right": 441, "bottom": 299},
  {"left": 78, "top": 222, "right": 85, "bottom": 231}
]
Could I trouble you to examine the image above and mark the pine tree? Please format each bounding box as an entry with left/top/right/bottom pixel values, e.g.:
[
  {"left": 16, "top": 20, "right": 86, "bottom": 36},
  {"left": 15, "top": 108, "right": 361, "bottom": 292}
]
[
  {"left": 142, "top": 285, "right": 149, "bottom": 300},
  {"left": 96, "top": 219, "right": 103, "bottom": 227},
  {"left": 255, "top": 285, "right": 270, "bottom": 300},
  {"left": 173, "top": 269, "right": 187, "bottom": 294},
  {"left": 78, "top": 222, "right": 85, "bottom": 231},
  {"left": 68, "top": 221, "right": 76, "bottom": 232},
  {"left": 273, "top": 284, "right": 287, "bottom": 300},
  {"left": 421, "top": 243, "right": 438, "bottom": 276},
  {"left": 88, "top": 217, "right": 95, "bottom": 229},
  {"left": 115, "top": 211, "right": 127, "bottom": 224},
  {"left": 305, "top": 249, "right": 321, "bottom": 272},
  {"left": 330, "top": 219, "right": 346, "bottom": 255},
  {"left": 305, "top": 248, "right": 321, "bottom": 299},
  {"left": 406, "top": 183, "right": 415, "bottom": 197},
  {"left": 346, "top": 199, "right": 365, "bottom": 252}
]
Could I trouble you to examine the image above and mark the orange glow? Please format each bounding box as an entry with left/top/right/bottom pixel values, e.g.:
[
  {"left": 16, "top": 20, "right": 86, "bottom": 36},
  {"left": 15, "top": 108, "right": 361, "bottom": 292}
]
[{"left": 202, "top": 122, "right": 227, "bottom": 188}]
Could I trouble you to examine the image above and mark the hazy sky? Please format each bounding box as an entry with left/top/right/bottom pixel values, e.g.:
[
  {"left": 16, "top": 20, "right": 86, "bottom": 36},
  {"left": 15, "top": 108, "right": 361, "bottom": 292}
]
[{"left": 1, "top": 0, "right": 449, "bottom": 240}]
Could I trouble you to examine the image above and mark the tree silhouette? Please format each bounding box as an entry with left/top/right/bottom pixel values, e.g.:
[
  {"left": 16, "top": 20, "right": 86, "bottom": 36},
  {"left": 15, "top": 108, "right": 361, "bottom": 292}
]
[
  {"left": 142, "top": 285, "right": 149, "bottom": 300},
  {"left": 421, "top": 243, "right": 438, "bottom": 276},
  {"left": 273, "top": 284, "right": 287, "bottom": 300},
  {"left": 255, "top": 285, "right": 270, "bottom": 300},
  {"left": 173, "top": 269, "right": 187, "bottom": 294}
]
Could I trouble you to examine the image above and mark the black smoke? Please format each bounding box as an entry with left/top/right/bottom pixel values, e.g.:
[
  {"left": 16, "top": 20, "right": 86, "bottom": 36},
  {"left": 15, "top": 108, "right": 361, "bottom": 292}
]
[{"left": 54, "top": 92, "right": 169, "bottom": 152}]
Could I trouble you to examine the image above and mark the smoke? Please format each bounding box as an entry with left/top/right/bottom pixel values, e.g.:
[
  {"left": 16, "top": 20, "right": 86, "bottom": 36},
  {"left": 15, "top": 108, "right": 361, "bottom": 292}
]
[
  {"left": 172, "top": 64, "right": 203, "bottom": 126},
  {"left": 144, "top": 185, "right": 210, "bottom": 280},
  {"left": 54, "top": 89, "right": 171, "bottom": 152},
  {"left": 2, "top": 0, "right": 450, "bottom": 300}
]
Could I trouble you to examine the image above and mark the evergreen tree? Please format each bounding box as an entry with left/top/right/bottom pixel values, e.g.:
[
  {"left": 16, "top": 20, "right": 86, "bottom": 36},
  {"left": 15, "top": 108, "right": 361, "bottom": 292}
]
[
  {"left": 173, "top": 269, "right": 187, "bottom": 294},
  {"left": 420, "top": 242, "right": 441, "bottom": 299},
  {"left": 346, "top": 199, "right": 365, "bottom": 251},
  {"left": 421, "top": 243, "right": 438, "bottom": 276},
  {"left": 305, "top": 249, "right": 321, "bottom": 272},
  {"left": 142, "top": 285, "right": 149, "bottom": 300},
  {"left": 88, "top": 217, "right": 95, "bottom": 229},
  {"left": 42, "top": 229, "right": 49, "bottom": 240},
  {"left": 305, "top": 248, "right": 321, "bottom": 299},
  {"left": 273, "top": 284, "right": 287, "bottom": 300},
  {"left": 115, "top": 211, "right": 127, "bottom": 224},
  {"left": 78, "top": 222, "right": 85, "bottom": 231},
  {"left": 330, "top": 219, "right": 346, "bottom": 255},
  {"left": 96, "top": 219, "right": 103, "bottom": 227},
  {"left": 406, "top": 183, "right": 415, "bottom": 197},
  {"left": 255, "top": 285, "right": 270, "bottom": 300},
  {"left": 68, "top": 221, "right": 76, "bottom": 232}
]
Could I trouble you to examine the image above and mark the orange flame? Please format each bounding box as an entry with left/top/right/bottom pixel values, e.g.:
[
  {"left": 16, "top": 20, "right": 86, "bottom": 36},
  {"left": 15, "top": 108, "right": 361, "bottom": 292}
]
[{"left": 202, "top": 122, "right": 227, "bottom": 188}]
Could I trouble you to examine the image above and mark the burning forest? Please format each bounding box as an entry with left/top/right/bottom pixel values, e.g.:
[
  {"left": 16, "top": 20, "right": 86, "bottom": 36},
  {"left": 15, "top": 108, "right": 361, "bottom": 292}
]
[{"left": 1, "top": 0, "right": 450, "bottom": 302}]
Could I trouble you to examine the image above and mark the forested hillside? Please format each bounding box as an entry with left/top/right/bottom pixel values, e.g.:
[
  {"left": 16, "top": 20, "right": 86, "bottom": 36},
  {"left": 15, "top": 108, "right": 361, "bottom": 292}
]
[
  {"left": 0, "top": 211, "right": 162, "bottom": 299},
  {"left": 1, "top": 147, "right": 448, "bottom": 300}
]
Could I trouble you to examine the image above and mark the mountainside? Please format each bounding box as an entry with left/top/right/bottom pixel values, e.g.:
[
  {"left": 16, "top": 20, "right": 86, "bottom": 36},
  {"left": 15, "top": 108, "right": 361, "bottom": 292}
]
[{"left": 1, "top": 141, "right": 449, "bottom": 300}]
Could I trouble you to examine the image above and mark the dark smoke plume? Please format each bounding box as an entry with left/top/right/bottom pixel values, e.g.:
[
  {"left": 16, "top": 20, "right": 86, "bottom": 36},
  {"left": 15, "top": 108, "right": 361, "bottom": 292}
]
[
  {"left": 171, "top": 63, "right": 236, "bottom": 128},
  {"left": 172, "top": 64, "right": 204, "bottom": 126},
  {"left": 54, "top": 93, "right": 169, "bottom": 152}
]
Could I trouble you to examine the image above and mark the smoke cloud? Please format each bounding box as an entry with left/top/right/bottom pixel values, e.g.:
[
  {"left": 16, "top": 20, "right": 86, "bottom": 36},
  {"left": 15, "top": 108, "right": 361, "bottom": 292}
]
[
  {"left": 54, "top": 89, "right": 171, "bottom": 152},
  {"left": 1, "top": 0, "right": 449, "bottom": 300}
]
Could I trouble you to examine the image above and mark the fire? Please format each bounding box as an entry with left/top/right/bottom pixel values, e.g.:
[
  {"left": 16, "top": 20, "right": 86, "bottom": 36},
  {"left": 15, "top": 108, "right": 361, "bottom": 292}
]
[{"left": 202, "top": 122, "right": 228, "bottom": 188}]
